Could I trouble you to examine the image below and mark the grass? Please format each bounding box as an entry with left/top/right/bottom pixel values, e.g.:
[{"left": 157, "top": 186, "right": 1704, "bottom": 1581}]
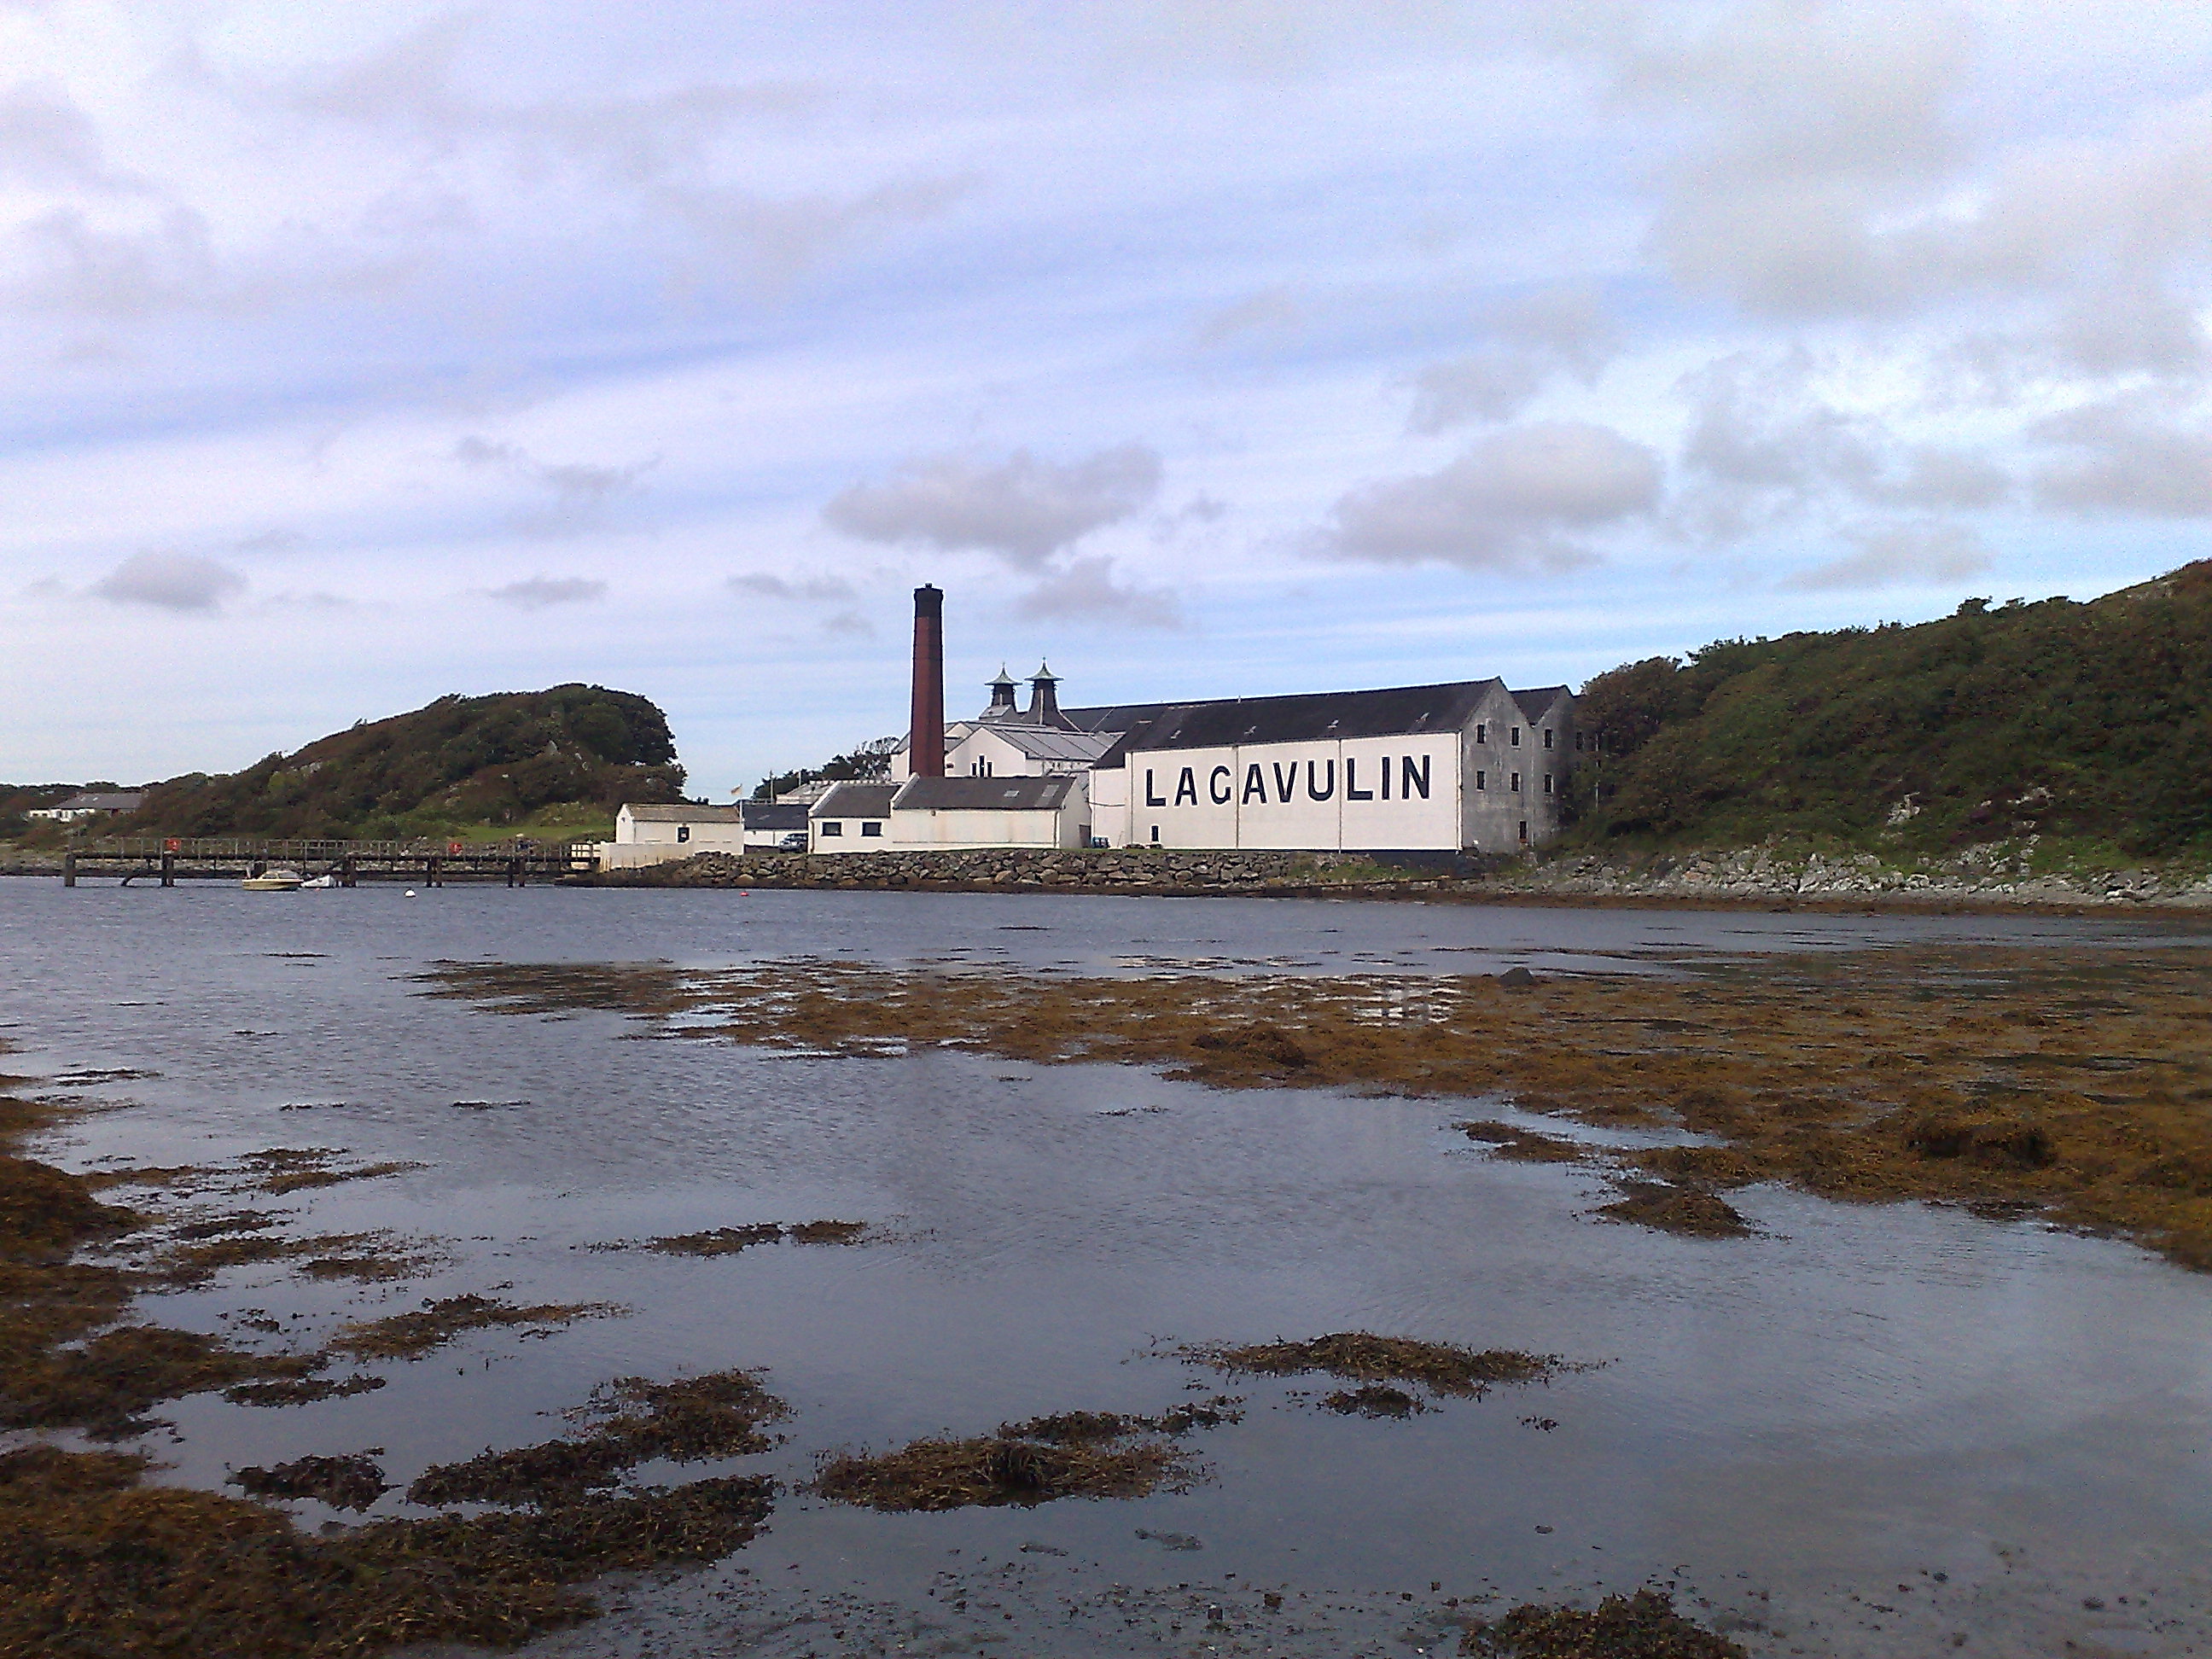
[{"left": 1192, "top": 1334, "right": 1567, "bottom": 1400}]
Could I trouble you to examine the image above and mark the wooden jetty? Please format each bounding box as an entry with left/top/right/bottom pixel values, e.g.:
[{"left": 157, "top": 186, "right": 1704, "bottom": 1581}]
[{"left": 61, "top": 836, "right": 597, "bottom": 888}]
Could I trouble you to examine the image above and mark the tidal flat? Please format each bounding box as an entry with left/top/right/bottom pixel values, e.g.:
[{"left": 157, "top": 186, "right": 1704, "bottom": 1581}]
[{"left": 2, "top": 881, "right": 2209, "bottom": 1657}]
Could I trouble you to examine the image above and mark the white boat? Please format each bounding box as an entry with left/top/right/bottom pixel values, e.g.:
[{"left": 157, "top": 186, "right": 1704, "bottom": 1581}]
[
  {"left": 240, "top": 868, "right": 305, "bottom": 891},
  {"left": 300, "top": 873, "right": 339, "bottom": 890}
]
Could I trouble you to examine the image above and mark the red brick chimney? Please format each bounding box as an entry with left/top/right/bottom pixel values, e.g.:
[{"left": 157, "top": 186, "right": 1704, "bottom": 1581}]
[{"left": 909, "top": 585, "right": 946, "bottom": 778}]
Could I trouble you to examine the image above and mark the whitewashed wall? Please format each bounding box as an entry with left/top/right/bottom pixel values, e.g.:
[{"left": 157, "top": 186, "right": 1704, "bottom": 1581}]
[
  {"left": 1116, "top": 737, "right": 1462, "bottom": 850},
  {"left": 889, "top": 806, "right": 1084, "bottom": 849}
]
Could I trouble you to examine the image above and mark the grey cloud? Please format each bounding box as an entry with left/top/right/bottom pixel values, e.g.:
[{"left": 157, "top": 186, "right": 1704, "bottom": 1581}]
[
  {"left": 230, "top": 527, "right": 307, "bottom": 555},
  {"left": 1014, "top": 557, "right": 1182, "bottom": 631},
  {"left": 455, "top": 436, "right": 655, "bottom": 536},
  {"left": 824, "top": 445, "right": 1164, "bottom": 566},
  {"left": 1193, "top": 286, "right": 1303, "bottom": 348},
  {"left": 93, "top": 551, "right": 247, "bottom": 613},
  {"left": 2031, "top": 398, "right": 2212, "bottom": 519},
  {"left": 1407, "top": 285, "right": 1621, "bottom": 432},
  {"left": 0, "top": 79, "right": 143, "bottom": 191},
  {"left": 15, "top": 204, "right": 221, "bottom": 318},
  {"left": 295, "top": 18, "right": 821, "bottom": 184},
  {"left": 658, "top": 173, "right": 976, "bottom": 286},
  {"left": 819, "top": 609, "right": 874, "bottom": 638},
  {"left": 483, "top": 576, "right": 608, "bottom": 610},
  {"left": 728, "top": 573, "right": 857, "bottom": 602},
  {"left": 1782, "top": 521, "right": 1993, "bottom": 591},
  {"left": 1320, "top": 421, "right": 1662, "bottom": 571},
  {"left": 1868, "top": 446, "right": 2011, "bottom": 509}
]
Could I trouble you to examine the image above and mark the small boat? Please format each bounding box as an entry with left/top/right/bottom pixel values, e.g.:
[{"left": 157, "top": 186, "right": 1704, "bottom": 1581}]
[
  {"left": 300, "top": 873, "right": 339, "bottom": 890},
  {"left": 241, "top": 868, "right": 305, "bottom": 891}
]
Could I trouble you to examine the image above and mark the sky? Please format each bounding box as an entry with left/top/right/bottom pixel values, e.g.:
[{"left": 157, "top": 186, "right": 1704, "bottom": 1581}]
[{"left": 4, "top": 1, "right": 2211, "bottom": 797}]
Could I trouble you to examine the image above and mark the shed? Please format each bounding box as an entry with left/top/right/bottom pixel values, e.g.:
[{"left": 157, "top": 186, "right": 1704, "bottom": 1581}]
[
  {"left": 810, "top": 782, "right": 897, "bottom": 852},
  {"left": 890, "top": 773, "right": 1089, "bottom": 850}
]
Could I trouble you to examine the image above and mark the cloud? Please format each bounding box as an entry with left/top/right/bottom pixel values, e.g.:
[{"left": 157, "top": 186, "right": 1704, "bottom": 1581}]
[
  {"left": 728, "top": 573, "right": 857, "bottom": 602},
  {"left": 1319, "top": 421, "right": 1662, "bottom": 571},
  {"left": 92, "top": 551, "right": 247, "bottom": 613},
  {"left": 0, "top": 79, "right": 143, "bottom": 191},
  {"left": 659, "top": 173, "right": 977, "bottom": 287},
  {"left": 1781, "top": 521, "right": 1992, "bottom": 591},
  {"left": 2031, "top": 397, "right": 2212, "bottom": 518},
  {"left": 454, "top": 436, "right": 655, "bottom": 536},
  {"left": 1406, "top": 285, "right": 1621, "bottom": 431},
  {"left": 1193, "top": 286, "right": 1303, "bottom": 348},
  {"left": 1867, "top": 445, "right": 2010, "bottom": 509},
  {"left": 819, "top": 608, "right": 874, "bottom": 638},
  {"left": 483, "top": 576, "right": 607, "bottom": 609},
  {"left": 1013, "top": 556, "right": 1182, "bottom": 630},
  {"left": 823, "top": 445, "right": 1164, "bottom": 566}
]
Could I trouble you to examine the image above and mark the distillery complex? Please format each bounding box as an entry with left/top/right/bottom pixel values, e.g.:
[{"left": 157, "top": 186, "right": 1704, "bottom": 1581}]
[{"left": 606, "top": 585, "right": 1579, "bottom": 867}]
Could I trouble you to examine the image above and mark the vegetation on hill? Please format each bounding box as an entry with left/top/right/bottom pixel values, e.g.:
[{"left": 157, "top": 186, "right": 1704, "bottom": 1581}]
[
  {"left": 750, "top": 736, "right": 897, "bottom": 800},
  {"left": 95, "top": 686, "right": 684, "bottom": 842},
  {"left": 1569, "top": 560, "right": 2212, "bottom": 861},
  {"left": 0, "top": 783, "right": 119, "bottom": 840}
]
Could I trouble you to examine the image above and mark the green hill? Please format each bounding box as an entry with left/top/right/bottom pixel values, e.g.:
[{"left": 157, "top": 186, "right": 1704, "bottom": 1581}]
[
  {"left": 1571, "top": 560, "right": 2212, "bottom": 862},
  {"left": 106, "top": 685, "right": 685, "bottom": 842}
]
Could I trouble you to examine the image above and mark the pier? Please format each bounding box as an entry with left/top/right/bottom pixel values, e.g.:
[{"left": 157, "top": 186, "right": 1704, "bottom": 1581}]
[{"left": 60, "top": 836, "right": 597, "bottom": 888}]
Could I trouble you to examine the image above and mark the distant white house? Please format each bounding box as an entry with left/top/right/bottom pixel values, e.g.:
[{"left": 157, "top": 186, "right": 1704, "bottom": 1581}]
[
  {"left": 26, "top": 791, "right": 144, "bottom": 823},
  {"left": 599, "top": 800, "right": 816, "bottom": 869},
  {"left": 889, "top": 774, "right": 1089, "bottom": 850},
  {"left": 808, "top": 782, "right": 895, "bottom": 852}
]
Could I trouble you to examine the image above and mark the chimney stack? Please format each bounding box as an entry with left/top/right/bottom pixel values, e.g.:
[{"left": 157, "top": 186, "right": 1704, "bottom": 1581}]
[{"left": 908, "top": 585, "right": 946, "bottom": 778}]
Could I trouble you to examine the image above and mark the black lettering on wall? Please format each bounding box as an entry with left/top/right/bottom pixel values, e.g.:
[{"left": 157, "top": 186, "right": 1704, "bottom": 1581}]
[
  {"left": 1144, "top": 769, "right": 1166, "bottom": 808},
  {"left": 1306, "top": 759, "right": 1336, "bottom": 801},
  {"left": 1242, "top": 763, "right": 1266, "bottom": 805},
  {"left": 1401, "top": 754, "right": 1430, "bottom": 799},
  {"left": 1174, "top": 766, "right": 1198, "bottom": 806},
  {"left": 1208, "top": 765, "right": 1232, "bottom": 806},
  {"left": 1272, "top": 761, "right": 1297, "bottom": 803},
  {"left": 1346, "top": 758, "right": 1373, "bottom": 800},
  {"left": 1382, "top": 756, "right": 1392, "bottom": 799}
]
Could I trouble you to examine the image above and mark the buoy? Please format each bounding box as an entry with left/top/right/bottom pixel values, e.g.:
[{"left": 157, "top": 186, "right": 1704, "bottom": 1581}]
[{"left": 405, "top": 889, "right": 418, "bottom": 897}]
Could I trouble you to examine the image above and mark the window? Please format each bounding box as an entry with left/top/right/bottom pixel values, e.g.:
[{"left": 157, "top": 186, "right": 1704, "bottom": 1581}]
[
  {"left": 1543, "top": 729, "right": 1554, "bottom": 749},
  {"left": 676, "top": 824, "right": 690, "bottom": 843},
  {"left": 1518, "top": 819, "right": 1528, "bottom": 843},
  {"left": 1510, "top": 726, "right": 1522, "bottom": 747},
  {"left": 1511, "top": 771, "right": 1522, "bottom": 792},
  {"left": 861, "top": 821, "right": 882, "bottom": 837},
  {"left": 1543, "top": 773, "right": 1553, "bottom": 794},
  {"left": 1475, "top": 723, "right": 1487, "bottom": 743},
  {"left": 821, "top": 822, "right": 842, "bottom": 836},
  {"left": 1475, "top": 770, "right": 1487, "bottom": 790}
]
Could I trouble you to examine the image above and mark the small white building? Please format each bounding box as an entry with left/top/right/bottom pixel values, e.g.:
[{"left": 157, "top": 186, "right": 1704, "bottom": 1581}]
[
  {"left": 27, "top": 791, "right": 145, "bottom": 823},
  {"left": 601, "top": 802, "right": 747, "bottom": 870},
  {"left": 809, "top": 781, "right": 896, "bottom": 852},
  {"left": 889, "top": 773, "right": 1089, "bottom": 850}
]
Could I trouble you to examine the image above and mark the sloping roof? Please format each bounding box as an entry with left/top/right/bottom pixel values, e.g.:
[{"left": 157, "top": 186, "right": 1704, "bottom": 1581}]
[
  {"left": 57, "top": 791, "right": 145, "bottom": 812},
  {"left": 1060, "top": 701, "right": 1172, "bottom": 735},
  {"left": 622, "top": 803, "right": 743, "bottom": 823},
  {"left": 1103, "top": 679, "right": 1505, "bottom": 757},
  {"left": 977, "top": 726, "right": 1120, "bottom": 763},
  {"left": 739, "top": 801, "right": 809, "bottom": 830},
  {"left": 1511, "top": 685, "right": 1572, "bottom": 722},
  {"left": 812, "top": 782, "right": 897, "bottom": 818},
  {"left": 894, "top": 775, "right": 1080, "bottom": 812}
]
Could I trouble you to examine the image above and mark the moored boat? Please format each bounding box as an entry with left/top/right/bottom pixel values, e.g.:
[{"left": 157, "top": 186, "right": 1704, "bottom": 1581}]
[{"left": 240, "top": 868, "right": 305, "bottom": 891}]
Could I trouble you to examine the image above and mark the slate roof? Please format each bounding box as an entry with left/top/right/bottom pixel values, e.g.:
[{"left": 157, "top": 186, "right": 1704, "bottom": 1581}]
[
  {"left": 1096, "top": 679, "right": 1508, "bottom": 759},
  {"left": 740, "top": 801, "right": 809, "bottom": 831},
  {"left": 1511, "top": 686, "right": 1572, "bottom": 723},
  {"left": 977, "top": 727, "right": 1121, "bottom": 763},
  {"left": 52, "top": 791, "right": 145, "bottom": 812},
  {"left": 893, "top": 775, "right": 1080, "bottom": 812},
  {"left": 622, "top": 803, "right": 743, "bottom": 823},
  {"left": 811, "top": 782, "right": 897, "bottom": 819}
]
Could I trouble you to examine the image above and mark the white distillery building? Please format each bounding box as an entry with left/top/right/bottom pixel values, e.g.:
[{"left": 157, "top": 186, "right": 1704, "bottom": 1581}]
[
  {"left": 600, "top": 800, "right": 808, "bottom": 869},
  {"left": 873, "top": 588, "right": 1576, "bottom": 853}
]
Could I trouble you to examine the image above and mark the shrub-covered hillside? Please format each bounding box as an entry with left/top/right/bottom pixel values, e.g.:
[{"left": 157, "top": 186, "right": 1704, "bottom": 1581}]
[
  {"left": 108, "top": 685, "right": 686, "bottom": 841},
  {"left": 1573, "top": 560, "right": 2212, "bottom": 860}
]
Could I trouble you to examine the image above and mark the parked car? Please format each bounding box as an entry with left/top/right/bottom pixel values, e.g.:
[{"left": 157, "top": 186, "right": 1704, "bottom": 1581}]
[{"left": 778, "top": 831, "right": 808, "bottom": 850}]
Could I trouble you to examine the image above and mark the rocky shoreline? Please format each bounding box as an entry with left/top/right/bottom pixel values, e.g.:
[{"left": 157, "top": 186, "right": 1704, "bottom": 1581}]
[{"left": 585, "top": 843, "right": 2212, "bottom": 911}]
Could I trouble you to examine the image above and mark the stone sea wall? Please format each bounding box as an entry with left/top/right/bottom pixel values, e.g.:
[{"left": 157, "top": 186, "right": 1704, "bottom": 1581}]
[{"left": 590, "top": 841, "right": 2212, "bottom": 910}]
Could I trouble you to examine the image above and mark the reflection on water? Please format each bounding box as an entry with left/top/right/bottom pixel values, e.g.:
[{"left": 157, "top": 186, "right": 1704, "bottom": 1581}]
[{"left": 3, "top": 880, "right": 2210, "bottom": 1656}]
